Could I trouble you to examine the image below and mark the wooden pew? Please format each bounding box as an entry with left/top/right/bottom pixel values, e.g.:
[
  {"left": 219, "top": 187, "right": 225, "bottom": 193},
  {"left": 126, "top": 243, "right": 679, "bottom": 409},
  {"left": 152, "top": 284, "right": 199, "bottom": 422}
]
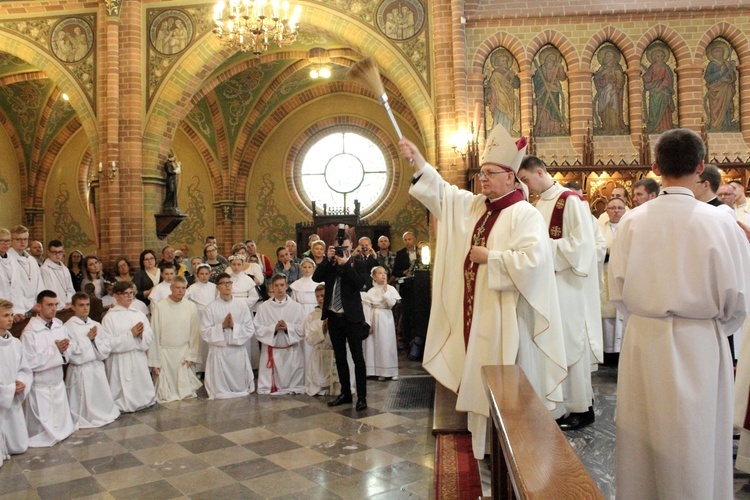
[
  {"left": 432, "top": 381, "right": 468, "bottom": 435},
  {"left": 482, "top": 365, "right": 603, "bottom": 499}
]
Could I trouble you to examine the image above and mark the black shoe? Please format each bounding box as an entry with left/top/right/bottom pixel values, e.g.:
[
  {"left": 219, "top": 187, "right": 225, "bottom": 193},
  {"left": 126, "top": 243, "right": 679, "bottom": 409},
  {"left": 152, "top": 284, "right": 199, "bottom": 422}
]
[
  {"left": 328, "top": 394, "right": 353, "bottom": 407},
  {"left": 557, "top": 408, "right": 595, "bottom": 431},
  {"left": 355, "top": 398, "right": 367, "bottom": 411}
]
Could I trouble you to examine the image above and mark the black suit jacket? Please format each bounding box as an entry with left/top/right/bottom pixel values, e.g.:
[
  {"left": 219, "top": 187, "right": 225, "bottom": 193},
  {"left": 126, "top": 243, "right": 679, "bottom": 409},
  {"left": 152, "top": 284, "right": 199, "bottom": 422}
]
[
  {"left": 312, "top": 258, "right": 365, "bottom": 323},
  {"left": 707, "top": 197, "right": 723, "bottom": 207},
  {"left": 393, "top": 248, "right": 411, "bottom": 279}
]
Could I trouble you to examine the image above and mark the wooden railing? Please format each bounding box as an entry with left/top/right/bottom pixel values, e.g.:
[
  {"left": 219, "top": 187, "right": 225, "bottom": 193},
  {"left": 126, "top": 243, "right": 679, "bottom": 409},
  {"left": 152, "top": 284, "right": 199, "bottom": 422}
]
[{"left": 482, "top": 365, "right": 603, "bottom": 499}]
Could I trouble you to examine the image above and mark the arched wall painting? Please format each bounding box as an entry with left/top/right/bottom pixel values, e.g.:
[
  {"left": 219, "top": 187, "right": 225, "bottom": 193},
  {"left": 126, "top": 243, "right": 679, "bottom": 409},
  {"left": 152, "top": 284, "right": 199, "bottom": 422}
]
[
  {"left": 592, "top": 42, "right": 629, "bottom": 136},
  {"left": 641, "top": 41, "right": 678, "bottom": 134},
  {"left": 703, "top": 37, "right": 740, "bottom": 133},
  {"left": 532, "top": 45, "right": 570, "bottom": 137},
  {"left": 483, "top": 47, "right": 521, "bottom": 137}
]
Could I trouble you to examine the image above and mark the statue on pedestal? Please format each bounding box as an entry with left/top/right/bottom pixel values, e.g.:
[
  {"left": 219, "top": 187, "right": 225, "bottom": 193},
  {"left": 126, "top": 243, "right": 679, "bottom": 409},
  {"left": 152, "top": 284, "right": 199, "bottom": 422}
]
[{"left": 163, "top": 152, "right": 181, "bottom": 213}]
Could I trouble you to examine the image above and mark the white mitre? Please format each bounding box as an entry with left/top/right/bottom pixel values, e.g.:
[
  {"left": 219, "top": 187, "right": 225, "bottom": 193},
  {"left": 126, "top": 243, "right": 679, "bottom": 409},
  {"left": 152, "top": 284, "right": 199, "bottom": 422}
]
[{"left": 480, "top": 125, "right": 528, "bottom": 174}]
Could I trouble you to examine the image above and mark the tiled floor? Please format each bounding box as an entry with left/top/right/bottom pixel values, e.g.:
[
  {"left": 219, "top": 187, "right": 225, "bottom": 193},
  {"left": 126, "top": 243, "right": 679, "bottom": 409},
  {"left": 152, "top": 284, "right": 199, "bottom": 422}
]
[{"left": 0, "top": 356, "right": 434, "bottom": 500}]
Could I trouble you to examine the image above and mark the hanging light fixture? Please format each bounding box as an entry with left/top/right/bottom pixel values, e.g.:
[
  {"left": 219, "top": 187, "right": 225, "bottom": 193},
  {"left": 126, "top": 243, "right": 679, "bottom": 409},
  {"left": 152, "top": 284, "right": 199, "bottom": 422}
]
[
  {"left": 308, "top": 47, "right": 332, "bottom": 79},
  {"left": 213, "top": 0, "right": 302, "bottom": 57}
]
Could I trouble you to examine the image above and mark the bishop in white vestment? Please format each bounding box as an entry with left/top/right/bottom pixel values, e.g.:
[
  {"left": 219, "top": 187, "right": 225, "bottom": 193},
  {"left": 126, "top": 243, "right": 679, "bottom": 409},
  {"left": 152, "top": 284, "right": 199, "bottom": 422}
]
[
  {"left": 64, "top": 294, "right": 120, "bottom": 428},
  {"left": 201, "top": 274, "right": 255, "bottom": 399},
  {"left": 610, "top": 129, "right": 749, "bottom": 499},
  {"left": 22, "top": 293, "right": 75, "bottom": 447},
  {"left": 400, "top": 127, "right": 567, "bottom": 458},
  {"left": 101, "top": 282, "right": 156, "bottom": 412},
  {"left": 0, "top": 300, "right": 31, "bottom": 464},
  {"left": 255, "top": 276, "right": 307, "bottom": 395},
  {"left": 149, "top": 278, "right": 202, "bottom": 403}
]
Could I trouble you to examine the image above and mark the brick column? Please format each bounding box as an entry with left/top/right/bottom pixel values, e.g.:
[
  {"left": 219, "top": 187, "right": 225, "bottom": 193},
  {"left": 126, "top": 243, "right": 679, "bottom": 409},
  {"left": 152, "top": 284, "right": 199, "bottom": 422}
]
[
  {"left": 568, "top": 68, "right": 593, "bottom": 152},
  {"left": 432, "top": 0, "right": 457, "bottom": 178},
  {"left": 675, "top": 64, "right": 703, "bottom": 131},
  {"left": 739, "top": 60, "right": 750, "bottom": 146},
  {"left": 626, "top": 66, "right": 643, "bottom": 147}
]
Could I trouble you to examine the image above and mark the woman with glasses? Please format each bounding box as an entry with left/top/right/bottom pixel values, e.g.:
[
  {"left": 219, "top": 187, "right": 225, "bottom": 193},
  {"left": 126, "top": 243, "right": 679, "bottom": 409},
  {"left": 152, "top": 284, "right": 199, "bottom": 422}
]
[
  {"left": 113, "top": 258, "right": 134, "bottom": 283},
  {"left": 202, "top": 243, "right": 227, "bottom": 283},
  {"left": 132, "top": 250, "right": 160, "bottom": 306}
]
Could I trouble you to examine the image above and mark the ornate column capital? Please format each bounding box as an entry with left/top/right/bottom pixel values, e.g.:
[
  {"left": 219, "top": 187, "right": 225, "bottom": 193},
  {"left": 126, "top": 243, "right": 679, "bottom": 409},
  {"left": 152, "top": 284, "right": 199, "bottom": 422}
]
[{"left": 105, "top": 0, "right": 122, "bottom": 17}]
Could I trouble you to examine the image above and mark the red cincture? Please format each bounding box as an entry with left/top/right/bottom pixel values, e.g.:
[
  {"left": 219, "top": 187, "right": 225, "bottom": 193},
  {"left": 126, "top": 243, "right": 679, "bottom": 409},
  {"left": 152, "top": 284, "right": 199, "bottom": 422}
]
[{"left": 462, "top": 189, "right": 525, "bottom": 348}]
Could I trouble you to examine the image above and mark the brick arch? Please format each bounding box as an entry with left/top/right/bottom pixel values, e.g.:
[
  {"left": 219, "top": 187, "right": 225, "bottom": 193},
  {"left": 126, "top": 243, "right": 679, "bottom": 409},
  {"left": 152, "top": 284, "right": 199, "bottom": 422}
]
[
  {"left": 229, "top": 57, "right": 417, "bottom": 176},
  {"left": 0, "top": 30, "right": 97, "bottom": 156},
  {"left": 473, "top": 32, "right": 527, "bottom": 74},
  {"left": 76, "top": 148, "right": 93, "bottom": 203},
  {"left": 581, "top": 26, "right": 637, "bottom": 70},
  {"left": 30, "top": 116, "right": 82, "bottom": 208},
  {"left": 231, "top": 79, "right": 412, "bottom": 201},
  {"left": 143, "top": 3, "right": 435, "bottom": 176},
  {"left": 179, "top": 121, "right": 223, "bottom": 200},
  {"left": 695, "top": 22, "right": 749, "bottom": 63},
  {"left": 526, "top": 30, "right": 580, "bottom": 70},
  {"left": 0, "top": 110, "right": 28, "bottom": 202},
  {"left": 277, "top": 116, "right": 402, "bottom": 221},
  {"left": 635, "top": 25, "right": 691, "bottom": 67}
]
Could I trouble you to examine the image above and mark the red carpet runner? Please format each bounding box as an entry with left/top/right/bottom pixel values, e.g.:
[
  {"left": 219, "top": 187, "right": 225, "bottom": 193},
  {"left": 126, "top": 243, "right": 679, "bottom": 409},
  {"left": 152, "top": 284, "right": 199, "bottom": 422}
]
[{"left": 434, "top": 433, "right": 483, "bottom": 499}]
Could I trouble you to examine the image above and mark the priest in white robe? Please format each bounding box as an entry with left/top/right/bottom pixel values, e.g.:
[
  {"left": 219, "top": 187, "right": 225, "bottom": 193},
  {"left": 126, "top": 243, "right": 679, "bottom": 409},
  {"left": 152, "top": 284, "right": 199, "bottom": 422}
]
[
  {"left": 518, "top": 157, "right": 602, "bottom": 430},
  {"left": 21, "top": 291, "right": 75, "bottom": 447},
  {"left": 0, "top": 299, "right": 31, "bottom": 465},
  {"left": 201, "top": 273, "right": 255, "bottom": 399},
  {"left": 101, "top": 281, "right": 156, "bottom": 412},
  {"left": 40, "top": 240, "right": 76, "bottom": 310},
  {"left": 64, "top": 292, "right": 119, "bottom": 428},
  {"left": 0, "top": 229, "right": 22, "bottom": 316},
  {"left": 303, "top": 285, "right": 340, "bottom": 396},
  {"left": 255, "top": 274, "right": 307, "bottom": 395},
  {"left": 149, "top": 276, "right": 202, "bottom": 403},
  {"left": 609, "top": 128, "right": 750, "bottom": 499},
  {"left": 399, "top": 126, "right": 567, "bottom": 459},
  {"left": 600, "top": 198, "right": 627, "bottom": 355}
]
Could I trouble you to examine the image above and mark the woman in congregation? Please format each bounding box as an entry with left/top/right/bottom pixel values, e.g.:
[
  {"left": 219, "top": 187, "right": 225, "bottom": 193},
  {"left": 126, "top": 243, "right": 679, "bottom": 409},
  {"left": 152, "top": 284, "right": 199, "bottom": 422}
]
[
  {"left": 310, "top": 240, "right": 327, "bottom": 267},
  {"left": 132, "top": 249, "right": 160, "bottom": 306},
  {"left": 67, "top": 250, "right": 84, "bottom": 292},
  {"left": 203, "top": 243, "right": 226, "bottom": 283},
  {"left": 113, "top": 257, "right": 134, "bottom": 283},
  {"left": 81, "top": 255, "right": 111, "bottom": 299}
]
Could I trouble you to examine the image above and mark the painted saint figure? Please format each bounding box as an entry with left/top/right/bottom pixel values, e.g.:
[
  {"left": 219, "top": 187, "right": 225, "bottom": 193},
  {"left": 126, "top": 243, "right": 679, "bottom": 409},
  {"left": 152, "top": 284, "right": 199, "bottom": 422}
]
[
  {"left": 704, "top": 41, "right": 738, "bottom": 132},
  {"left": 163, "top": 152, "right": 181, "bottom": 212},
  {"left": 485, "top": 50, "right": 520, "bottom": 136},
  {"left": 593, "top": 46, "right": 628, "bottom": 135},
  {"left": 642, "top": 46, "right": 676, "bottom": 134},
  {"left": 533, "top": 48, "right": 568, "bottom": 136}
]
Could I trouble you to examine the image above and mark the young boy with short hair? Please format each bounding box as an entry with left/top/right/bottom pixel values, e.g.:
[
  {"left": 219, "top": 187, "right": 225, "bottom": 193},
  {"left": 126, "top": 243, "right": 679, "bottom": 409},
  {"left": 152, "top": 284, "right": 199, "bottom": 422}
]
[{"left": 0, "top": 299, "right": 31, "bottom": 466}]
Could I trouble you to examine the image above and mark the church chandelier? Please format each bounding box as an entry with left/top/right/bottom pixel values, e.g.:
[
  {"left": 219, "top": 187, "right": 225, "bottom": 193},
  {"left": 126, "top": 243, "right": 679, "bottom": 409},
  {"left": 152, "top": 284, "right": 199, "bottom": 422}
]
[{"left": 212, "top": 0, "right": 301, "bottom": 56}]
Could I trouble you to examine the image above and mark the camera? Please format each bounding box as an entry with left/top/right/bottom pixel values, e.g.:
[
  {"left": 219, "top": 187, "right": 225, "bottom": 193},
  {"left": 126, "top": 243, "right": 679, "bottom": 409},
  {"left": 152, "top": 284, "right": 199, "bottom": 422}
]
[{"left": 333, "top": 224, "right": 347, "bottom": 258}]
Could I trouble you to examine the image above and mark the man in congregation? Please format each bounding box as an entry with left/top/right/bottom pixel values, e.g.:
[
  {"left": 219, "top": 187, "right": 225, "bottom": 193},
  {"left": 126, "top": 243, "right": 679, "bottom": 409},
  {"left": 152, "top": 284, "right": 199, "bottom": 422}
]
[
  {"left": 40, "top": 240, "right": 75, "bottom": 311},
  {"left": 313, "top": 238, "right": 368, "bottom": 411},
  {"left": 375, "top": 235, "right": 396, "bottom": 280},
  {"left": 285, "top": 240, "right": 300, "bottom": 264},
  {"left": 29, "top": 241, "right": 44, "bottom": 267},
  {"left": 21, "top": 290, "right": 75, "bottom": 446},
  {"left": 149, "top": 276, "right": 202, "bottom": 403},
  {"left": 731, "top": 180, "right": 749, "bottom": 224},
  {"left": 255, "top": 274, "right": 307, "bottom": 395},
  {"left": 9, "top": 226, "right": 44, "bottom": 318},
  {"left": 693, "top": 163, "right": 736, "bottom": 219},
  {"left": 518, "top": 156, "right": 603, "bottom": 431},
  {"left": 398, "top": 126, "right": 567, "bottom": 459},
  {"left": 632, "top": 178, "right": 659, "bottom": 207},
  {"left": 609, "top": 128, "right": 749, "bottom": 499},
  {"left": 201, "top": 273, "right": 255, "bottom": 399},
  {"left": 352, "top": 237, "right": 379, "bottom": 290}
]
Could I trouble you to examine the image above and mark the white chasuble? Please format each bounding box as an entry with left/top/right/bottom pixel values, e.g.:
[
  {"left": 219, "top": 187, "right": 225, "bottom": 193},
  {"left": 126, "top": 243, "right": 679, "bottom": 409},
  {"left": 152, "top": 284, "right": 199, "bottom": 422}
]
[{"left": 410, "top": 164, "right": 567, "bottom": 458}]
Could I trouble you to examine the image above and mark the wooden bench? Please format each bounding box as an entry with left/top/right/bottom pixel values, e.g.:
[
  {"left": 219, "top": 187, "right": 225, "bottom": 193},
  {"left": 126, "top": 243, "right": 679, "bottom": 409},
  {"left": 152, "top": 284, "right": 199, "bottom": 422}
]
[{"left": 482, "top": 365, "right": 603, "bottom": 499}]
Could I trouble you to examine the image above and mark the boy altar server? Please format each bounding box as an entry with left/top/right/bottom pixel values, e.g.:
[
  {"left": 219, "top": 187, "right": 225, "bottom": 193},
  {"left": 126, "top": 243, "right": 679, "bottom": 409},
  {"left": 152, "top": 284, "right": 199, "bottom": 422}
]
[
  {"left": 0, "top": 299, "right": 31, "bottom": 465},
  {"left": 64, "top": 292, "right": 119, "bottom": 428},
  {"left": 149, "top": 276, "right": 202, "bottom": 403},
  {"left": 303, "top": 284, "right": 340, "bottom": 396},
  {"left": 361, "top": 266, "right": 401, "bottom": 380},
  {"left": 255, "top": 274, "right": 307, "bottom": 395},
  {"left": 102, "top": 281, "right": 156, "bottom": 412},
  {"left": 22, "top": 290, "right": 75, "bottom": 446},
  {"left": 201, "top": 273, "right": 255, "bottom": 399}
]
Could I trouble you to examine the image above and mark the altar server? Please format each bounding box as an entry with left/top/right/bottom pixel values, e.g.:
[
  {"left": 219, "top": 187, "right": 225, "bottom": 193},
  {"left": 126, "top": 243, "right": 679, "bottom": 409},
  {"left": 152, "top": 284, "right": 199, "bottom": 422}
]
[{"left": 0, "top": 299, "right": 31, "bottom": 465}]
